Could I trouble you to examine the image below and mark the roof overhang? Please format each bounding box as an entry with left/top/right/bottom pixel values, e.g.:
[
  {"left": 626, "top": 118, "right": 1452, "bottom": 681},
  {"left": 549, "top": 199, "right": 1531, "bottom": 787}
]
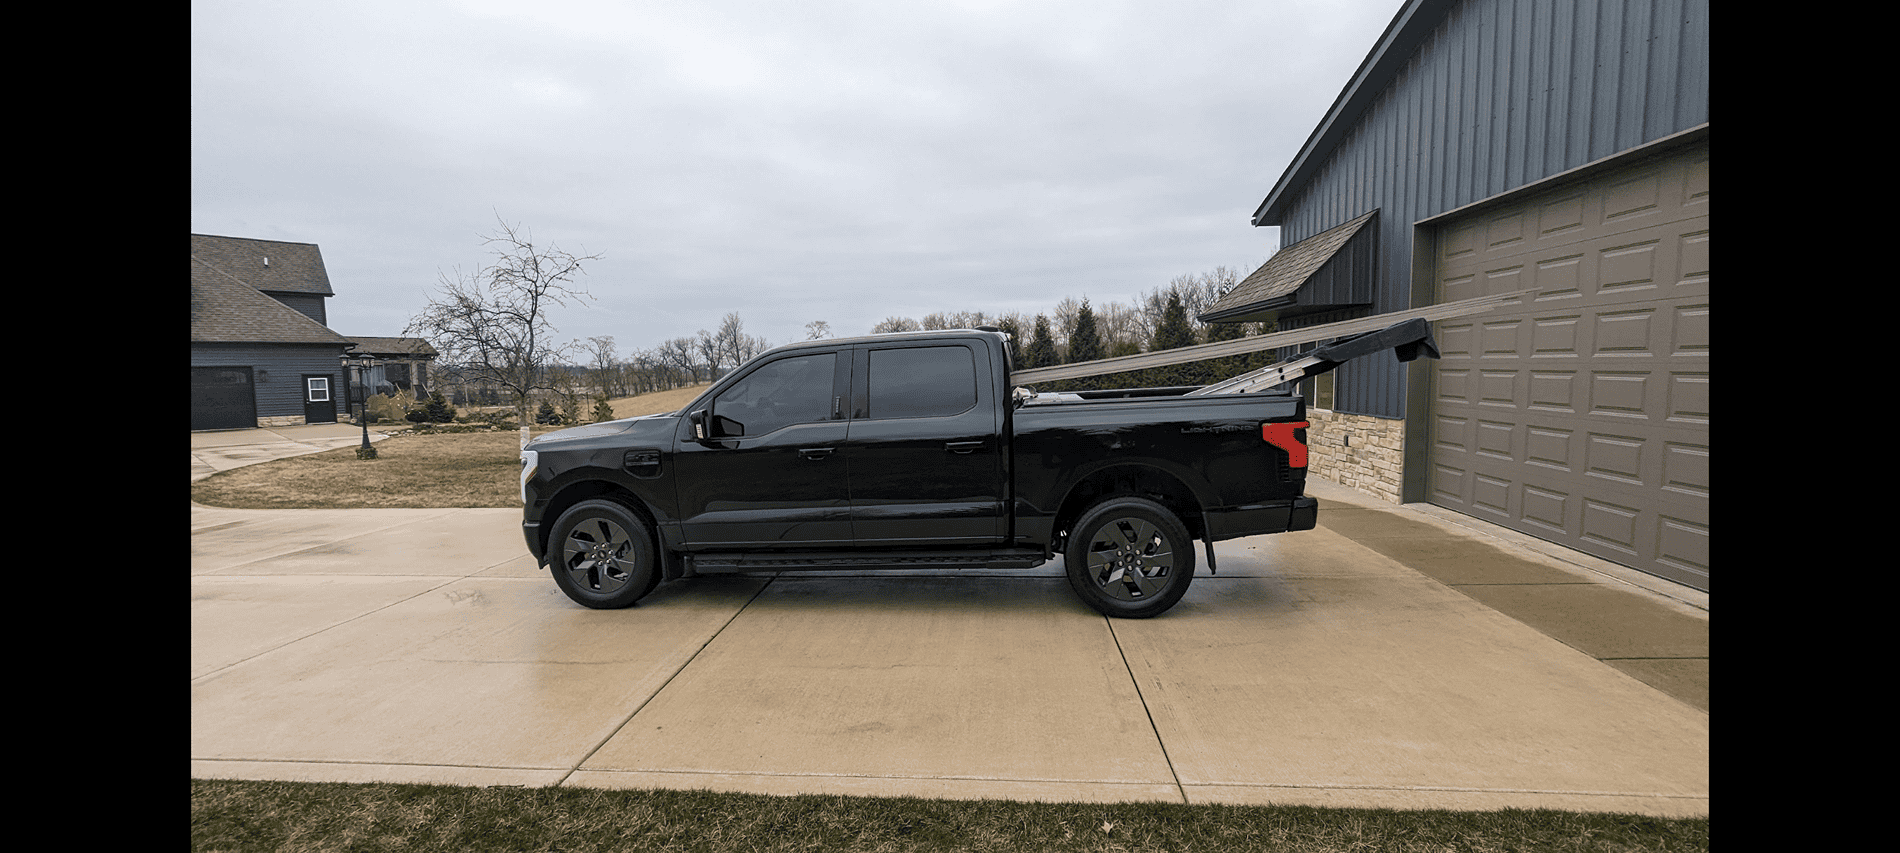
[{"left": 1199, "top": 210, "right": 1378, "bottom": 325}]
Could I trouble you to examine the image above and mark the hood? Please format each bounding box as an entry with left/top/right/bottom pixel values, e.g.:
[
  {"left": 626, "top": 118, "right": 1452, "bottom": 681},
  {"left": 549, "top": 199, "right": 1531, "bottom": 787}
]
[{"left": 526, "top": 410, "right": 678, "bottom": 448}]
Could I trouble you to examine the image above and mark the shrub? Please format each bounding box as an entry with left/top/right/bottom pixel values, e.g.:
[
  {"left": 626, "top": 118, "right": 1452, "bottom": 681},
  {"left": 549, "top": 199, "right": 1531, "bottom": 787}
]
[
  {"left": 421, "top": 392, "right": 457, "bottom": 423},
  {"left": 365, "top": 391, "right": 413, "bottom": 424},
  {"left": 591, "top": 393, "right": 616, "bottom": 423},
  {"left": 535, "top": 401, "right": 563, "bottom": 425}
]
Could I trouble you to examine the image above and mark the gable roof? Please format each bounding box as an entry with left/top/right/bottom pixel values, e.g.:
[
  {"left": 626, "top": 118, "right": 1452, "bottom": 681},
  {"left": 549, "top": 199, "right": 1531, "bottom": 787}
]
[
  {"left": 189, "top": 233, "right": 335, "bottom": 296},
  {"left": 190, "top": 245, "right": 353, "bottom": 347}
]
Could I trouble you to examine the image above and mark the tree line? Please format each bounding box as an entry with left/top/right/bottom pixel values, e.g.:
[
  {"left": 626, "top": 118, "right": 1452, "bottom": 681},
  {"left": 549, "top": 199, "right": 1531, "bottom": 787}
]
[
  {"left": 861, "top": 265, "right": 1279, "bottom": 392},
  {"left": 407, "top": 218, "right": 1280, "bottom": 417}
]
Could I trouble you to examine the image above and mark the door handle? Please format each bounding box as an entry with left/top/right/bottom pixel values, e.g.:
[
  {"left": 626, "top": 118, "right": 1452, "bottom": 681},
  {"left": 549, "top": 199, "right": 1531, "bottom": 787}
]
[
  {"left": 799, "top": 447, "right": 835, "bottom": 460},
  {"left": 945, "top": 441, "right": 983, "bottom": 454}
]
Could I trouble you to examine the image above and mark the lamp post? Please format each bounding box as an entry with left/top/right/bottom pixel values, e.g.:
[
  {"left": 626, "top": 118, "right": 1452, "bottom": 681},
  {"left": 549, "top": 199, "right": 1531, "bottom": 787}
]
[{"left": 344, "top": 352, "right": 378, "bottom": 459}]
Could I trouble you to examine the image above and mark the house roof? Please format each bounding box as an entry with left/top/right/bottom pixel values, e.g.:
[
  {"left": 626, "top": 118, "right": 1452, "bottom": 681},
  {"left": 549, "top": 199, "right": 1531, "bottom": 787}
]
[
  {"left": 190, "top": 249, "right": 354, "bottom": 347},
  {"left": 345, "top": 337, "right": 439, "bottom": 359},
  {"left": 1252, "top": 0, "right": 1455, "bottom": 226},
  {"left": 189, "top": 233, "right": 335, "bottom": 296},
  {"left": 1200, "top": 210, "right": 1378, "bottom": 323}
]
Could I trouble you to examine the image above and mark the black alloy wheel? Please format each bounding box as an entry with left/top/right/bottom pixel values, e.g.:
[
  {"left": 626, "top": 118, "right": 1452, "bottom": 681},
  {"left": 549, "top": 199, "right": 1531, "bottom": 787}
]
[
  {"left": 1063, "top": 496, "right": 1195, "bottom": 618},
  {"left": 548, "top": 499, "right": 660, "bottom": 609}
]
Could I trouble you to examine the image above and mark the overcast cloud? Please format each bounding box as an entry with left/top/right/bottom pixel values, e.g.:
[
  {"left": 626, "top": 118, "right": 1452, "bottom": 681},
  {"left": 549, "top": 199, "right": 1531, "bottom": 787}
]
[{"left": 191, "top": 0, "right": 1402, "bottom": 356}]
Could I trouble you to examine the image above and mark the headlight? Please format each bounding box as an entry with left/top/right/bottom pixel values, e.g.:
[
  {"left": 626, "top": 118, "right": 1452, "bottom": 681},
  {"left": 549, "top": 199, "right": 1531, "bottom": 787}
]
[{"left": 519, "top": 450, "right": 538, "bottom": 504}]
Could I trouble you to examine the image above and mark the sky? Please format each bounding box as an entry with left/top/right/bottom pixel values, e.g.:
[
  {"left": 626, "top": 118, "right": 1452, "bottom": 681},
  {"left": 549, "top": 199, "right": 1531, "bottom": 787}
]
[{"left": 191, "top": 0, "right": 1404, "bottom": 358}]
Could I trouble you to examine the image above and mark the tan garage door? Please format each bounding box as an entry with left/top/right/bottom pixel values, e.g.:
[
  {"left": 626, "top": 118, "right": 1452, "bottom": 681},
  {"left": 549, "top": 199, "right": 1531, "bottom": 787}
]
[{"left": 1427, "top": 143, "right": 1709, "bottom": 590}]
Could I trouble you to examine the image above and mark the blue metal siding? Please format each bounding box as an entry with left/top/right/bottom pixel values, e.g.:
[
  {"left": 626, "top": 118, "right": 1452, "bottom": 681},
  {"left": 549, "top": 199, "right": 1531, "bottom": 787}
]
[
  {"left": 191, "top": 344, "right": 349, "bottom": 422},
  {"left": 1268, "top": 0, "right": 1708, "bottom": 418}
]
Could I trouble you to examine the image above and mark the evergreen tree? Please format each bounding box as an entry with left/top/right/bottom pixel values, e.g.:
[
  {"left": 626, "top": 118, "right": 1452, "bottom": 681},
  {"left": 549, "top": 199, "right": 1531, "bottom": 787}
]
[
  {"left": 1151, "top": 292, "right": 1197, "bottom": 351},
  {"left": 1068, "top": 298, "right": 1105, "bottom": 365},
  {"left": 1024, "top": 315, "right": 1058, "bottom": 370},
  {"left": 1196, "top": 318, "right": 1253, "bottom": 386},
  {"left": 1147, "top": 292, "right": 1199, "bottom": 387},
  {"left": 996, "top": 317, "right": 1022, "bottom": 367}
]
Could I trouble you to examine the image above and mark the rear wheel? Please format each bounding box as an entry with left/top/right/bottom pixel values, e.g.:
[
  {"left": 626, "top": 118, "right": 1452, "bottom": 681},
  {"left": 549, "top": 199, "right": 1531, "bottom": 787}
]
[
  {"left": 1063, "top": 496, "right": 1195, "bottom": 618},
  {"left": 548, "top": 499, "right": 660, "bottom": 609}
]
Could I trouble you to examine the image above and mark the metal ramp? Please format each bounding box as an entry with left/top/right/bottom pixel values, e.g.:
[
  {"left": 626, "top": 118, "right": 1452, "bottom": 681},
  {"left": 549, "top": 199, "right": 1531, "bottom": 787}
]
[
  {"left": 1006, "top": 287, "right": 1534, "bottom": 391},
  {"left": 1188, "top": 317, "right": 1439, "bottom": 396}
]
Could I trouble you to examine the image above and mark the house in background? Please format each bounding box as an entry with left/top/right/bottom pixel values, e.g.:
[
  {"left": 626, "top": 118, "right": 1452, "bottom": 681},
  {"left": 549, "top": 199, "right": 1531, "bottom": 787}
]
[
  {"left": 191, "top": 234, "right": 355, "bottom": 430},
  {"left": 342, "top": 336, "right": 438, "bottom": 412},
  {"left": 1200, "top": 0, "right": 1708, "bottom": 591}
]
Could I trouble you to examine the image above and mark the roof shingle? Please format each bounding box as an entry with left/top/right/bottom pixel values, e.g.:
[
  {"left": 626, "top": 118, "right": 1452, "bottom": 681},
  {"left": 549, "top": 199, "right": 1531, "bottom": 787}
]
[
  {"left": 190, "top": 240, "right": 353, "bottom": 346},
  {"left": 1200, "top": 210, "right": 1378, "bottom": 322}
]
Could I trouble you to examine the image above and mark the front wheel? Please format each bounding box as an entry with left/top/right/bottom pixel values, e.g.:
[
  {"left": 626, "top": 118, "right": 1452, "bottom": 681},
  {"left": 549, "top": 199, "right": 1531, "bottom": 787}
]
[
  {"left": 547, "top": 499, "right": 660, "bottom": 609},
  {"left": 1063, "top": 496, "right": 1195, "bottom": 618}
]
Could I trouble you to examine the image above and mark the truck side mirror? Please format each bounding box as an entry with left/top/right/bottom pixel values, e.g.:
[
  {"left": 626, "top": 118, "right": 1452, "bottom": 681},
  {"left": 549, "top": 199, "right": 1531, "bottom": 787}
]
[{"left": 689, "top": 409, "right": 745, "bottom": 440}]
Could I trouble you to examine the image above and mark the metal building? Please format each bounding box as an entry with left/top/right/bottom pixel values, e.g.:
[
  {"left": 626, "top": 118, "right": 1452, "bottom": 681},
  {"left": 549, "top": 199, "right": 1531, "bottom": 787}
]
[{"left": 1201, "top": 0, "right": 1708, "bottom": 590}]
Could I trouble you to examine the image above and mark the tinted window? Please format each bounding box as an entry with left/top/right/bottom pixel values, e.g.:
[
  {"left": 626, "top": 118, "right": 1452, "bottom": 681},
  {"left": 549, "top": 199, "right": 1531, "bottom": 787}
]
[
  {"left": 868, "top": 346, "right": 976, "bottom": 419},
  {"left": 714, "top": 352, "right": 836, "bottom": 436}
]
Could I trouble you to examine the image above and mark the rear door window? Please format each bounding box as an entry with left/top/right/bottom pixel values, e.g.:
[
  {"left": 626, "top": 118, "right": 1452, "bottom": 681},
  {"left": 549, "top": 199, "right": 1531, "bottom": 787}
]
[{"left": 867, "top": 346, "right": 976, "bottom": 419}]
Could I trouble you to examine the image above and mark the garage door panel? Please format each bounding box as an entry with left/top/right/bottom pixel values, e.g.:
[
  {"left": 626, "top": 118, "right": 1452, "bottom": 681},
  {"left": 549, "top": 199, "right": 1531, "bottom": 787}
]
[
  {"left": 192, "top": 366, "right": 257, "bottom": 431},
  {"left": 1528, "top": 370, "right": 1579, "bottom": 413},
  {"left": 1471, "top": 473, "right": 1513, "bottom": 518},
  {"left": 1520, "top": 485, "right": 1572, "bottom": 536},
  {"left": 1662, "top": 442, "right": 1710, "bottom": 498},
  {"left": 1524, "top": 424, "right": 1576, "bottom": 472},
  {"left": 1666, "top": 371, "right": 1711, "bottom": 423},
  {"left": 1427, "top": 144, "right": 1708, "bottom": 590},
  {"left": 1656, "top": 516, "right": 1710, "bottom": 586},
  {"left": 1435, "top": 367, "right": 1473, "bottom": 406},
  {"left": 1580, "top": 498, "right": 1644, "bottom": 559}
]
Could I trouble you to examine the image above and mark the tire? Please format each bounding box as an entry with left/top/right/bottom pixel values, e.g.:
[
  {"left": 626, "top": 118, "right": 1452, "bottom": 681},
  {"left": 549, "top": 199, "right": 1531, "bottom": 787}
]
[
  {"left": 1063, "top": 496, "right": 1195, "bottom": 618},
  {"left": 547, "top": 498, "right": 661, "bottom": 609}
]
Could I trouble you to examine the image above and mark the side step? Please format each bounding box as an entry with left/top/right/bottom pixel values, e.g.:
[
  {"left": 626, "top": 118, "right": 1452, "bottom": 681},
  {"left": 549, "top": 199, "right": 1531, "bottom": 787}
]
[{"left": 682, "top": 548, "right": 1048, "bottom": 575}]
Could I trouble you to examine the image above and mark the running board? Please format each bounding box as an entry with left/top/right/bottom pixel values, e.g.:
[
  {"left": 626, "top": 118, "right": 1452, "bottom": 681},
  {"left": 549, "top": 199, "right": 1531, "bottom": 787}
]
[{"left": 682, "top": 548, "right": 1048, "bottom": 575}]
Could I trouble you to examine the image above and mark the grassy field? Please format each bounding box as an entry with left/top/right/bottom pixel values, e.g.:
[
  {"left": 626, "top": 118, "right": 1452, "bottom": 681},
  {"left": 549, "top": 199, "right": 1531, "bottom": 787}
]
[
  {"left": 190, "top": 779, "right": 1707, "bottom": 853},
  {"left": 189, "top": 384, "right": 709, "bottom": 510}
]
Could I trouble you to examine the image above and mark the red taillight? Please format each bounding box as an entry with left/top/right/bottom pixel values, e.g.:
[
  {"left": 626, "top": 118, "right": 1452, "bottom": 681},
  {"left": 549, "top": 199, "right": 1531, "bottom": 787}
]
[{"left": 1262, "top": 421, "right": 1309, "bottom": 468}]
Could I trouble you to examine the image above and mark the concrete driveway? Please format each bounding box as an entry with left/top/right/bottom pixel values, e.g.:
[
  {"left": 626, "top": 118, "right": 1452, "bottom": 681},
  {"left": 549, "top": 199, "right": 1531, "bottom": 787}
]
[
  {"left": 190, "top": 472, "right": 1707, "bottom": 816},
  {"left": 191, "top": 422, "right": 393, "bottom": 481}
]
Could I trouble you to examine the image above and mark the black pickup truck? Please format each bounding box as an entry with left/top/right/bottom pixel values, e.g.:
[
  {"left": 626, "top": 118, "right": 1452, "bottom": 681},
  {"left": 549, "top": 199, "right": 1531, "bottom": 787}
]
[{"left": 520, "top": 328, "right": 1315, "bottom": 617}]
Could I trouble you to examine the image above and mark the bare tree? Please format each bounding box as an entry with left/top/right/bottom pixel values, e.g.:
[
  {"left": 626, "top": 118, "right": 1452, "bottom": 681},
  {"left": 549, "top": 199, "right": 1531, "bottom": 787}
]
[
  {"left": 659, "top": 336, "right": 701, "bottom": 383},
  {"left": 404, "top": 216, "right": 601, "bottom": 426},
  {"left": 804, "top": 319, "right": 832, "bottom": 340},
  {"left": 695, "top": 328, "right": 724, "bottom": 380},
  {"left": 871, "top": 316, "right": 921, "bottom": 334},
  {"left": 583, "top": 335, "right": 619, "bottom": 398},
  {"left": 921, "top": 309, "right": 992, "bottom": 330}
]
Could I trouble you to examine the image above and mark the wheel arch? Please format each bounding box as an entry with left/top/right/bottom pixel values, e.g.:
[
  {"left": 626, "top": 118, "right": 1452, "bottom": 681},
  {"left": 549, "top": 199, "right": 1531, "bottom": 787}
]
[
  {"left": 1051, "top": 463, "right": 1206, "bottom": 548},
  {"left": 539, "top": 479, "right": 662, "bottom": 565}
]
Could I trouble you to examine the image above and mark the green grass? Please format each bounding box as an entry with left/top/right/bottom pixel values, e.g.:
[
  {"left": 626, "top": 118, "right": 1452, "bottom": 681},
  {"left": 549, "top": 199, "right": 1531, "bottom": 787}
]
[{"left": 190, "top": 779, "right": 1707, "bottom": 853}]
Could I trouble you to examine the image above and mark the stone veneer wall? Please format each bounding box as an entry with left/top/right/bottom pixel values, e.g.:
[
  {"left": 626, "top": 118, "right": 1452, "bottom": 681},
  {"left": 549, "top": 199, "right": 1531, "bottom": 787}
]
[
  {"left": 1305, "top": 409, "right": 1407, "bottom": 504},
  {"left": 256, "top": 415, "right": 309, "bottom": 428}
]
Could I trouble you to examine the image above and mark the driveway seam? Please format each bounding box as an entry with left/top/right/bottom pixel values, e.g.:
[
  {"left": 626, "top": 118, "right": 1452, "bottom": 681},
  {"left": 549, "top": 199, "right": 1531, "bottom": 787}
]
[
  {"left": 554, "top": 576, "right": 778, "bottom": 787},
  {"left": 1105, "top": 617, "right": 1187, "bottom": 804},
  {"left": 190, "top": 575, "right": 470, "bottom": 683}
]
